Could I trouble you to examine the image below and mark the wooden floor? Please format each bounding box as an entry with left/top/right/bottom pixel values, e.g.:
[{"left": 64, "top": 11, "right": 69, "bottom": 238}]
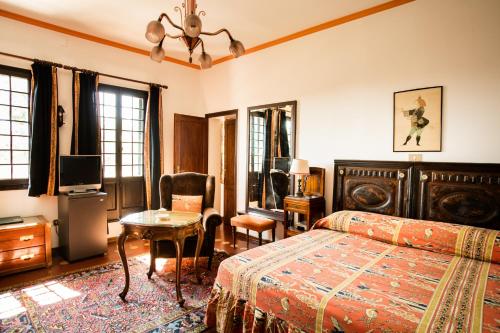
[{"left": 0, "top": 223, "right": 260, "bottom": 290}]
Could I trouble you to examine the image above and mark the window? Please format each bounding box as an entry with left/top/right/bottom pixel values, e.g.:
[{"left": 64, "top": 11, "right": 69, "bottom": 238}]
[
  {"left": 98, "top": 85, "right": 146, "bottom": 179},
  {"left": 0, "top": 65, "right": 31, "bottom": 190},
  {"left": 249, "top": 115, "right": 265, "bottom": 172}
]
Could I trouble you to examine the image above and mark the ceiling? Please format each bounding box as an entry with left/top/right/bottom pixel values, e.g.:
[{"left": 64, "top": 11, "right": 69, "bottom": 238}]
[{"left": 1, "top": 0, "right": 390, "bottom": 63}]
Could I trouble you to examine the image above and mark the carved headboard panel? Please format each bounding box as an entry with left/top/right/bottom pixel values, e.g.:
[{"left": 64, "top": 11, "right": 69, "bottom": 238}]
[
  {"left": 333, "top": 160, "right": 500, "bottom": 229},
  {"left": 334, "top": 161, "right": 412, "bottom": 217},
  {"left": 415, "top": 164, "right": 500, "bottom": 229}
]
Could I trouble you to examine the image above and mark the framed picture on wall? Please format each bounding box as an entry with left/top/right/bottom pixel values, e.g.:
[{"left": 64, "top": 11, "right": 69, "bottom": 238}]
[{"left": 393, "top": 86, "right": 443, "bottom": 152}]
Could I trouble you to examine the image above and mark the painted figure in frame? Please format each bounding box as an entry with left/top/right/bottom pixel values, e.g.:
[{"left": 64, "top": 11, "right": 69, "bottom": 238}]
[{"left": 402, "top": 96, "right": 429, "bottom": 146}]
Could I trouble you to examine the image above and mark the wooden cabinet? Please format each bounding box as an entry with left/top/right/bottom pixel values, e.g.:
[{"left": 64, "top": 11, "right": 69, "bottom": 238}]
[
  {"left": 0, "top": 216, "right": 52, "bottom": 276},
  {"left": 283, "top": 195, "right": 326, "bottom": 238}
]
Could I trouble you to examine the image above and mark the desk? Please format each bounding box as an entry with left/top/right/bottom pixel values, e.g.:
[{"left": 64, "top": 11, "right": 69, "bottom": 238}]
[
  {"left": 118, "top": 210, "right": 204, "bottom": 306},
  {"left": 283, "top": 196, "right": 325, "bottom": 238}
]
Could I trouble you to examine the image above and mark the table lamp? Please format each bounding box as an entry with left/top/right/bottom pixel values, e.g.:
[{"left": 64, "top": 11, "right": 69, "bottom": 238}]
[{"left": 289, "top": 159, "right": 309, "bottom": 197}]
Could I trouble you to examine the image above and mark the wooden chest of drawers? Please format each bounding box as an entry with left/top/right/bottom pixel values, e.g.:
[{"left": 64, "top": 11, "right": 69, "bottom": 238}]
[{"left": 0, "top": 216, "right": 52, "bottom": 276}]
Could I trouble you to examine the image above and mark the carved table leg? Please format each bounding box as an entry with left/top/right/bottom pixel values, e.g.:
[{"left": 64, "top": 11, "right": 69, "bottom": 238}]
[
  {"left": 174, "top": 238, "right": 186, "bottom": 306},
  {"left": 194, "top": 223, "right": 205, "bottom": 283},
  {"left": 118, "top": 231, "right": 129, "bottom": 301},
  {"left": 147, "top": 240, "right": 156, "bottom": 279}
]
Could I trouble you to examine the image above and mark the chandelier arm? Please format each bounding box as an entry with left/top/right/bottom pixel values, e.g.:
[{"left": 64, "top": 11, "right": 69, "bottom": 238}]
[
  {"left": 163, "top": 32, "right": 184, "bottom": 40},
  {"left": 174, "top": 6, "right": 184, "bottom": 28},
  {"left": 200, "top": 28, "right": 234, "bottom": 41},
  {"left": 199, "top": 38, "right": 206, "bottom": 53},
  {"left": 158, "top": 13, "right": 185, "bottom": 33}
]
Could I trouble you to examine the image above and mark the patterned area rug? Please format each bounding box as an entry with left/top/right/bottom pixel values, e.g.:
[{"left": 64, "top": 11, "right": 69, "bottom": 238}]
[{"left": 0, "top": 252, "right": 228, "bottom": 333}]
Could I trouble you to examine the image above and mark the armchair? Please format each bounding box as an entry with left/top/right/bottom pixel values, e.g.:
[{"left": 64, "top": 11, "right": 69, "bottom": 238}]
[{"left": 153, "top": 172, "right": 223, "bottom": 270}]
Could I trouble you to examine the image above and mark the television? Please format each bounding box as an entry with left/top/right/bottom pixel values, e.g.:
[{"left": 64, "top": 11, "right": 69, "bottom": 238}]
[
  {"left": 273, "top": 157, "right": 291, "bottom": 173},
  {"left": 59, "top": 155, "right": 102, "bottom": 193}
]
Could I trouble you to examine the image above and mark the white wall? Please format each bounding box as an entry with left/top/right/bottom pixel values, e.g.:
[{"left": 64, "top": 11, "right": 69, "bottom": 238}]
[
  {"left": 0, "top": 18, "right": 204, "bottom": 245},
  {"left": 199, "top": 0, "right": 500, "bottom": 216}
]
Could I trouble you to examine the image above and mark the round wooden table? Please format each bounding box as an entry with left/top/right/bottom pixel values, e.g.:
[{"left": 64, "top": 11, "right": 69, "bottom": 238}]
[{"left": 117, "top": 210, "right": 204, "bottom": 306}]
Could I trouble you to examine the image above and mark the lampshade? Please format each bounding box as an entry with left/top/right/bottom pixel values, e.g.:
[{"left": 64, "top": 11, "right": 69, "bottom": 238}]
[
  {"left": 289, "top": 159, "right": 309, "bottom": 175},
  {"left": 150, "top": 45, "right": 165, "bottom": 63},
  {"left": 229, "top": 40, "right": 245, "bottom": 58},
  {"left": 199, "top": 52, "right": 212, "bottom": 69},
  {"left": 145, "top": 20, "right": 165, "bottom": 43},
  {"left": 184, "top": 14, "right": 202, "bottom": 38}
]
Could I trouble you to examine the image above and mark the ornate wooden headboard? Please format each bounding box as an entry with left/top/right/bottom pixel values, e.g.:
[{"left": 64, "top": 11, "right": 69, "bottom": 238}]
[{"left": 333, "top": 160, "right": 500, "bottom": 230}]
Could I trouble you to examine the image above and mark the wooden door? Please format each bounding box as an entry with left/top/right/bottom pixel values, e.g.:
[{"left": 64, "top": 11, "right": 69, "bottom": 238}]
[
  {"left": 223, "top": 118, "right": 237, "bottom": 224},
  {"left": 174, "top": 114, "right": 208, "bottom": 173}
]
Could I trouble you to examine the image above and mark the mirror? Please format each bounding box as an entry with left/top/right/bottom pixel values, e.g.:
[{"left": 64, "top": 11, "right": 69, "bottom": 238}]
[{"left": 246, "top": 101, "right": 296, "bottom": 217}]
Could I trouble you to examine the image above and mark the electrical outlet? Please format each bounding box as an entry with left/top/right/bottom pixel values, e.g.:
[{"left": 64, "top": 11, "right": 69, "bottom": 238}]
[{"left": 409, "top": 154, "right": 422, "bottom": 162}]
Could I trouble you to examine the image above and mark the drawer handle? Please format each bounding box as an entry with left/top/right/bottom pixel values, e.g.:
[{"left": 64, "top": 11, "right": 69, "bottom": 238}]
[
  {"left": 20, "top": 235, "right": 34, "bottom": 241},
  {"left": 20, "top": 254, "right": 34, "bottom": 260}
]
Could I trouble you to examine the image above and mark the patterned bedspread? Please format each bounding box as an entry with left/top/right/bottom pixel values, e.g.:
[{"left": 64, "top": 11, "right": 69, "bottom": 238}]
[{"left": 205, "top": 211, "right": 499, "bottom": 333}]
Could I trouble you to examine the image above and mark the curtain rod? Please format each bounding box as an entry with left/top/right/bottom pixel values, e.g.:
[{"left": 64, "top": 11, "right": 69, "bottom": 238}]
[{"left": 0, "top": 51, "right": 168, "bottom": 90}]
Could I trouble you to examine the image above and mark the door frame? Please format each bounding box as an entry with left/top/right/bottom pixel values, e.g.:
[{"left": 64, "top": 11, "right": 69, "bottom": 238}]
[{"left": 206, "top": 109, "right": 238, "bottom": 222}]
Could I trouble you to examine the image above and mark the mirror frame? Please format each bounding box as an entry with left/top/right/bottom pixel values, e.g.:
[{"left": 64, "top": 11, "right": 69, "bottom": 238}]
[{"left": 245, "top": 100, "right": 297, "bottom": 221}]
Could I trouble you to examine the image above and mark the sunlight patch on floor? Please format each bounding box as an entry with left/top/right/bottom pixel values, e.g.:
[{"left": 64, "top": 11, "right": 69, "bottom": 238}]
[
  {"left": 0, "top": 292, "right": 26, "bottom": 319},
  {"left": 22, "top": 281, "right": 80, "bottom": 306},
  {"left": 135, "top": 253, "right": 169, "bottom": 271}
]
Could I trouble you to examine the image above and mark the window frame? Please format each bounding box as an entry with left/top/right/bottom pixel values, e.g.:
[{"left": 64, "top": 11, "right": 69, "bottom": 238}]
[
  {"left": 0, "top": 64, "right": 32, "bottom": 191},
  {"left": 98, "top": 84, "right": 148, "bottom": 180}
]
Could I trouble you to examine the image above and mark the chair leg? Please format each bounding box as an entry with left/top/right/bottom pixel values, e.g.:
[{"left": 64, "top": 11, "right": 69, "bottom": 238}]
[
  {"left": 207, "top": 253, "right": 213, "bottom": 271},
  {"left": 246, "top": 229, "right": 249, "bottom": 249},
  {"left": 232, "top": 226, "right": 236, "bottom": 248},
  {"left": 272, "top": 228, "right": 276, "bottom": 242},
  {"left": 258, "top": 232, "right": 262, "bottom": 246}
]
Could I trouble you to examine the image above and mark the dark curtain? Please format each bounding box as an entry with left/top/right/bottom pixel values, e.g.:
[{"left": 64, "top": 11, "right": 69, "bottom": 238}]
[
  {"left": 29, "top": 61, "right": 59, "bottom": 197},
  {"left": 278, "top": 110, "right": 290, "bottom": 158},
  {"left": 144, "top": 85, "right": 163, "bottom": 209},
  {"left": 71, "top": 71, "right": 99, "bottom": 155}
]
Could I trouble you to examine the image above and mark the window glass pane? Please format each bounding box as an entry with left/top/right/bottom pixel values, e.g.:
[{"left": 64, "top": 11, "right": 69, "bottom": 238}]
[
  {"left": 122, "top": 95, "right": 132, "bottom": 107},
  {"left": 104, "top": 142, "right": 115, "bottom": 154},
  {"left": 0, "top": 91, "right": 8, "bottom": 104},
  {"left": 12, "top": 136, "right": 28, "bottom": 150},
  {"left": 103, "top": 92, "right": 116, "bottom": 106},
  {"left": 0, "top": 150, "right": 10, "bottom": 164},
  {"left": 122, "top": 153, "right": 132, "bottom": 165},
  {"left": 0, "top": 135, "right": 10, "bottom": 149},
  {"left": 133, "top": 166, "right": 142, "bottom": 177},
  {"left": 12, "top": 150, "right": 28, "bottom": 164},
  {"left": 12, "top": 122, "right": 29, "bottom": 136},
  {"left": 133, "top": 154, "right": 142, "bottom": 165},
  {"left": 133, "top": 143, "right": 142, "bottom": 154},
  {"left": 122, "top": 131, "right": 132, "bottom": 142},
  {"left": 0, "top": 120, "right": 10, "bottom": 135},
  {"left": 10, "top": 77, "right": 28, "bottom": 93},
  {"left": 122, "top": 119, "right": 132, "bottom": 131},
  {"left": 133, "top": 132, "right": 143, "bottom": 142},
  {"left": 104, "top": 154, "right": 115, "bottom": 166},
  {"left": 104, "top": 117, "right": 115, "bottom": 129},
  {"left": 122, "top": 107, "right": 132, "bottom": 119},
  {"left": 104, "top": 130, "right": 115, "bottom": 142},
  {"left": 122, "top": 165, "right": 132, "bottom": 177},
  {"left": 103, "top": 105, "right": 115, "bottom": 118},
  {"left": 133, "top": 109, "right": 143, "bottom": 120},
  {"left": 0, "top": 75, "right": 9, "bottom": 90},
  {"left": 133, "top": 120, "right": 142, "bottom": 131},
  {"left": 122, "top": 143, "right": 132, "bottom": 154},
  {"left": 104, "top": 166, "right": 115, "bottom": 178},
  {"left": 12, "top": 165, "right": 28, "bottom": 179},
  {"left": 11, "top": 107, "right": 28, "bottom": 122},
  {"left": 0, "top": 165, "right": 10, "bottom": 179},
  {"left": 0, "top": 105, "right": 9, "bottom": 120},
  {"left": 11, "top": 92, "right": 28, "bottom": 107}
]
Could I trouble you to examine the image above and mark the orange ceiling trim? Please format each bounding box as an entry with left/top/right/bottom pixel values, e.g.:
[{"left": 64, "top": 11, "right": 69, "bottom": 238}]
[
  {"left": 212, "top": 0, "right": 415, "bottom": 65},
  {"left": 0, "top": 9, "right": 200, "bottom": 70}
]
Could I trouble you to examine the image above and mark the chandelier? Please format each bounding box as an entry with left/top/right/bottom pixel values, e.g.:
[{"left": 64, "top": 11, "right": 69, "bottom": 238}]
[{"left": 145, "top": 0, "right": 245, "bottom": 69}]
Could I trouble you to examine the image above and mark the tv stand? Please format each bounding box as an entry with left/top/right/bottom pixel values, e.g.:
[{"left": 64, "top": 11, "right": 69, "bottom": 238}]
[{"left": 58, "top": 192, "right": 108, "bottom": 262}]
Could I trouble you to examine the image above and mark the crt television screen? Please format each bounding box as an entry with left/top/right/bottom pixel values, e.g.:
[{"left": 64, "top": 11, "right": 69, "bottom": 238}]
[{"left": 59, "top": 155, "right": 101, "bottom": 186}]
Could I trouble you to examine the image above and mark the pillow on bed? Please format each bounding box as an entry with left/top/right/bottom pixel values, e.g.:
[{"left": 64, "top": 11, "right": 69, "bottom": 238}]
[
  {"left": 172, "top": 194, "right": 203, "bottom": 213},
  {"left": 314, "top": 210, "right": 499, "bottom": 264}
]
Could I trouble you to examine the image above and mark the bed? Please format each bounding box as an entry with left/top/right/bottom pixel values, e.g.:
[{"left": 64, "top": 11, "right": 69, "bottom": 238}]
[{"left": 205, "top": 160, "right": 500, "bottom": 332}]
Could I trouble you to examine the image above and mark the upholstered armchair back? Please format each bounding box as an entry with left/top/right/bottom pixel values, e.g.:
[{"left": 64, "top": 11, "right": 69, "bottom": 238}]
[{"left": 159, "top": 172, "right": 215, "bottom": 212}]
